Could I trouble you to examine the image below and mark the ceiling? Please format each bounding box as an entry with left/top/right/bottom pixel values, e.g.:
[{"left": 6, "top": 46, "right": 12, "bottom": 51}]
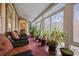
[{"left": 13, "top": 3, "right": 50, "bottom": 22}]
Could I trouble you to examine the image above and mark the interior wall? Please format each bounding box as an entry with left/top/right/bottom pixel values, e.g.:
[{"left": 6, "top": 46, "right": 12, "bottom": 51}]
[
  {"left": 19, "top": 19, "right": 27, "bottom": 33},
  {"left": 15, "top": 14, "right": 19, "bottom": 31},
  {"left": 9, "top": 4, "right": 16, "bottom": 31}
]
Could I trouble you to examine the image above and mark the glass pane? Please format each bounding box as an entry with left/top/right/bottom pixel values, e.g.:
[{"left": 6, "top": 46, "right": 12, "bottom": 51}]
[
  {"left": 7, "top": 16, "right": 12, "bottom": 31},
  {"left": 73, "top": 4, "right": 79, "bottom": 43},
  {"left": 32, "top": 21, "right": 37, "bottom": 27},
  {"left": 44, "top": 17, "right": 50, "bottom": 32},
  {"left": 51, "top": 11, "right": 64, "bottom": 32},
  {"left": 37, "top": 22, "right": 40, "bottom": 31}
]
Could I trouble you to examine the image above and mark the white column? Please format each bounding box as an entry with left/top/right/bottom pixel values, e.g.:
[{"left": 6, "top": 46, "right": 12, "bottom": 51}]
[
  {"left": 1, "top": 3, "right": 6, "bottom": 34},
  {"left": 64, "top": 4, "right": 73, "bottom": 48}
]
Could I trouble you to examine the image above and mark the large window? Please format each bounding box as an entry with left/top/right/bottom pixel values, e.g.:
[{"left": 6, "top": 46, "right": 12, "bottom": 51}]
[
  {"left": 36, "top": 22, "right": 40, "bottom": 31},
  {"left": 32, "top": 21, "right": 37, "bottom": 27},
  {"left": 73, "top": 4, "right": 79, "bottom": 43},
  {"left": 44, "top": 17, "right": 50, "bottom": 32},
  {"left": 51, "top": 11, "right": 64, "bottom": 32}
]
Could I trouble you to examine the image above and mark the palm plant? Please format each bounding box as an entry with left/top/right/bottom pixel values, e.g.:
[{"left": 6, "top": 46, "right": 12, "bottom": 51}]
[
  {"left": 47, "top": 28, "right": 65, "bottom": 55},
  {"left": 39, "top": 31, "right": 49, "bottom": 46},
  {"left": 48, "top": 28, "right": 64, "bottom": 45},
  {"left": 35, "top": 29, "right": 41, "bottom": 40}
]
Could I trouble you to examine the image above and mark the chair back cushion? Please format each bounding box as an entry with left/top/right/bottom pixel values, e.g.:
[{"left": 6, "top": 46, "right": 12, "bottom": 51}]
[
  {"left": 12, "top": 32, "right": 20, "bottom": 39},
  {"left": 0, "top": 34, "right": 13, "bottom": 56},
  {"left": 17, "top": 32, "right": 20, "bottom": 36}
]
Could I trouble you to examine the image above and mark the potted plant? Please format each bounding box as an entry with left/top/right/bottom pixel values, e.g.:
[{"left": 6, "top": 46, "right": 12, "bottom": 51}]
[
  {"left": 35, "top": 30, "right": 41, "bottom": 40},
  {"left": 60, "top": 48, "right": 74, "bottom": 56},
  {"left": 40, "top": 31, "right": 48, "bottom": 46},
  {"left": 47, "top": 28, "right": 64, "bottom": 55},
  {"left": 30, "top": 26, "right": 37, "bottom": 38}
]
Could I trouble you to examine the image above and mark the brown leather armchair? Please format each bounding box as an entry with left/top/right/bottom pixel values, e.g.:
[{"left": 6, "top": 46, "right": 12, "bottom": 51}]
[
  {"left": 0, "top": 34, "right": 33, "bottom": 56},
  {"left": 0, "top": 34, "right": 13, "bottom": 56}
]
